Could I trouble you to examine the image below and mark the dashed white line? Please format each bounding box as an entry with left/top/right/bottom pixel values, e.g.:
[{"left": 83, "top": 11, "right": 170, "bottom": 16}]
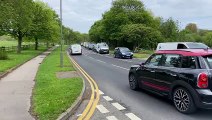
[
  {"left": 125, "top": 113, "right": 142, "bottom": 120},
  {"left": 112, "top": 102, "right": 126, "bottom": 110},
  {"left": 106, "top": 116, "right": 118, "bottom": 120},
  {"left": 111, "top": 64, "right": 130, "bottom": 71},
  {"left": 98, "top": 90, "right": 104, "bottom": 95},
  {"left": 103, "top": 96, "right": 113, "bottom": 101},
  {"left": 96, "top": 59, "right": 106, "bottom": 63},
  {"left": 96, "top": 105, "right": 109, "bottom": 113}
]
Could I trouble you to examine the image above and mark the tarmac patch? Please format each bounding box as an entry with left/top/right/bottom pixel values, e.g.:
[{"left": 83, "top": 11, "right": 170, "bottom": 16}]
[{"left": 56, "top": 71, "right": 79, "bottom": 79}]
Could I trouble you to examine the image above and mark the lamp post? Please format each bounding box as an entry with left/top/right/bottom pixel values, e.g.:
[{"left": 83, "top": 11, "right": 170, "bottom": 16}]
[{"left": 60, "top": 0, "right": 63, "bottom": 67}]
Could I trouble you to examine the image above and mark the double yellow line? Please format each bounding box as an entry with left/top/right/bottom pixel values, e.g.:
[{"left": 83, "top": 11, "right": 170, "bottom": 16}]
[{"left": 69, "top": 56, "right": 100, "bottom": 120}]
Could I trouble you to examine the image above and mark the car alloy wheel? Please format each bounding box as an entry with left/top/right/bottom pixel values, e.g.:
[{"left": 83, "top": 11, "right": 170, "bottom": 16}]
[
  {"left": 173, "top": 88, "right": 196, "bottom": 114},
  {"left": 129, "top": 74, "right": 138, "bottom": 90}
]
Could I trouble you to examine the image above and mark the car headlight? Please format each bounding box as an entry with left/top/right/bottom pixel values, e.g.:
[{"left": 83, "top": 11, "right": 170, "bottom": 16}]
[{"left": 122, "top": 53, "right": 126, "bottom": 55}]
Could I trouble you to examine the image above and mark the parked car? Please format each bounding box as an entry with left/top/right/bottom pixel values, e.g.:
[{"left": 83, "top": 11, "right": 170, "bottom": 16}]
[
  {"left": 69, "top": 44, "right": 82, "bottom": 55},
  {"left": 129, "top": 49, "right": 212, "bottom": 114},
  {"left": 97, "top": 42, "right": 109, "bottom": 54},
  {"left": 156, "top": 42, "right": 209, "bottom": 51},
  {"left": 92, "top": 44, "right": 98, "bottom": 52},
  {"left": 114, "top": 47, "right": 133, "bottom": 59},
  {"left": 88, "top": 43, "right": 95, "bottom": 50}
]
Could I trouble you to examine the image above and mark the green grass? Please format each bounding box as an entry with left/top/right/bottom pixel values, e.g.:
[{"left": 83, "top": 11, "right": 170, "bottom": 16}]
[
  {"left": 33, "top": 47, "right": 83, "bottom": 120},
  {"left": 133, "top": 53, "right": 150, "bottom": 59},
  {"left": 0, "top": 47, "right": 46, "bottom": 73},
  {"left": 0, "top": 40, "right": 17, "bottom": 47}
]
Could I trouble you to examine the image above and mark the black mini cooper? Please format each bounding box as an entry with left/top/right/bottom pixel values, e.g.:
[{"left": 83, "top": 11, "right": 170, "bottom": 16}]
[{"left": 129, "top": 49, "right": 212, "bottom": 114}]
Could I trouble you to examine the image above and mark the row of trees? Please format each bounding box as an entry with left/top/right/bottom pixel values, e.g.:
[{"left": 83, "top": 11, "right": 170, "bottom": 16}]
[
  {"left": 89, "top": 0, "right": 212, "bottom": 50},
  {"left": 0, "top": 0, "right": 88, "bottom": 53}
]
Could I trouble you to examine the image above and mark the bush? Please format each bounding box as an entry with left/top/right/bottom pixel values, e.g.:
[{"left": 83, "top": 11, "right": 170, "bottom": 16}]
[{"left": 0, "top": 51, "right": 8, "bottom": 60}]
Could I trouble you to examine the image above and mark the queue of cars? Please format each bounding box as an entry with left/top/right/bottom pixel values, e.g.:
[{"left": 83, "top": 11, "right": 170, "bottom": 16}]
[
  {"left": 129, "top": 42, "right": 212, "bottom": 114},
  {"left": 82, "top": 42, "right": 110, "bottom": 54},
  {"left": 81, "top": 42, "right": 134, "bottom": 59}
]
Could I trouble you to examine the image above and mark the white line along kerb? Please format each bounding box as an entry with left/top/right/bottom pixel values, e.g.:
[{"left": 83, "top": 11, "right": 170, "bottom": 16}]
[
  {"left": 106, "top": 116, "right": 118, "bottom": 120},
  {"left": 103, "top": 96, "right": 113, "bottom": 101},
  {"left": 112, "top": 102, "right": 126, "bottom": 110},
  {"left": 125, "top": 113, "right": 142, "bottom": 120},
  {"left": 96, "top": 105, "right": 109, "bottom": 113}
]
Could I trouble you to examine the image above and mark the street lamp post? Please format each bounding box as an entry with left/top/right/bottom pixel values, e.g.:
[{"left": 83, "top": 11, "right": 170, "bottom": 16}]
[{"left": 60, "top": 0, "right": 63, "bottom": 67}]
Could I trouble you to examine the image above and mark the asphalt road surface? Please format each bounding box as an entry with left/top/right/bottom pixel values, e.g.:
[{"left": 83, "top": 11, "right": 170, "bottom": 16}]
[{"left": 71, "top": 47, "right": 212, "bottom": 120}]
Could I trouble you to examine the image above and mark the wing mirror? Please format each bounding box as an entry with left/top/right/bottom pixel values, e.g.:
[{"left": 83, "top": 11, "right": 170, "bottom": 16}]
[{"left": 140, "top": 62, "right": 145, "bottom": 66}]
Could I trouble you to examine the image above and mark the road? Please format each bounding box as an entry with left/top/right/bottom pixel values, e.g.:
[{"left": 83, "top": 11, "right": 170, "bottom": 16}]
[{"left": 71, "top": 47, "right": 212, "bottom": 120}]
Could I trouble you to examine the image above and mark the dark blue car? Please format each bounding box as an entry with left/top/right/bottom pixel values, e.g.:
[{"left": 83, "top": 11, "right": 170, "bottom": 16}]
[{"left": 114, "top": 47, "right": 133, "bottom": 59}]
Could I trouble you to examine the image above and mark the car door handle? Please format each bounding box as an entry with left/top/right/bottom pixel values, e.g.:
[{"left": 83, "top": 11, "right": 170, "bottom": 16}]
[{"left": 150, "top": 70, "right": 155, "bottom": 73}]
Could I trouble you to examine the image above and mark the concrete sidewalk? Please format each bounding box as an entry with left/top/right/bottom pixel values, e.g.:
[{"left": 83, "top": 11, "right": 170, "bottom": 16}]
[{"left": 0, "top": 49, "right": 53, "bottom": 120}]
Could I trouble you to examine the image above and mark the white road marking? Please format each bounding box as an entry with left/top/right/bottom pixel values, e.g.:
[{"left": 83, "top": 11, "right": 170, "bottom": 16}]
[
  {"left": 111, "top": 64, "right": 130, "bottom": 71},
  {"left": 96, "top": 105, "right": 109, "bottom": 113},
  {"left": 87, "top": 56, "right": 95, "bottom": 60},
  {"left": 104, "top": 55, "right": 113, "bottom": 58},
  {"left": 96, "top": 59, "right": 106, "bottom": 63},
  {"left": 98, "top": 90, "right": 104, "bottom": 95},
  {"left": 106, "top": 116, "right": 118, "bottom": 120},
  {"left": 125, "top": 113, "right": 142, "bottom": 120},
  {"left": 112, "top": 102, "right": 126, "bottom": 110},
  {"left": 103, "top": 96, "right": 113, "bottom": 101},
  {"left": 76, "top": 114, "right": 82, "bottom": 117}
]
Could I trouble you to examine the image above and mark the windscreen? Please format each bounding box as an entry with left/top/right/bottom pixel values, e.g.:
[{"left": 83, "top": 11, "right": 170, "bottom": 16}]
[
  {"left": 120, "top": 48, "right": 130, "bottom": 52},
  {"left": 187, "top": 43, "right": 208, "bottom": 49}
]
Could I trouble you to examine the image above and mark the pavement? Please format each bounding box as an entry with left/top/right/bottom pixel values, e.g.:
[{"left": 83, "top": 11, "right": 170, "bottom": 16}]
[
  {"left": 0, "top": 49, "right": 52, "bottom": 120},
  {"left": 70, "top": 47, "right": 212, "bottom": 120}
]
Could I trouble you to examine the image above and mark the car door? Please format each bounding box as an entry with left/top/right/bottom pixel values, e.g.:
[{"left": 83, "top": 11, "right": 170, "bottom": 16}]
[
  {"left": 154, "top": 54, "right": 181, "bottom": 94},
  {"left": 137, "top": 54, "right": 163, "bottom": 90}
]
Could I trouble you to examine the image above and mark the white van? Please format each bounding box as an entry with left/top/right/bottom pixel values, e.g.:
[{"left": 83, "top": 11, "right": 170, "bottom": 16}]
[
  {"left": 156, "top": 42, "right": 208, "bottom": 51},
  {"left": 69, "top": 44, "right": 82, "bottom": 55},
  {"left": 96, "top": 42, "right": 109, "bottom": 54}
]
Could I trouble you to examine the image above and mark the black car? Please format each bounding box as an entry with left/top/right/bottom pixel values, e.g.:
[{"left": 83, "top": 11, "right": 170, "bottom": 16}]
[
  {"left": 128, "top": 49, "right": 212, "bottom": 114},
  {"left": 114, "top": 47, "right": 133, "bottom": 59}
]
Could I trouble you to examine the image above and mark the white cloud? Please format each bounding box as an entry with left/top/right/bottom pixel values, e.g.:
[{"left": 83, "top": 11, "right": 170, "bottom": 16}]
[{"left": 42, "top": 0, "right": 212, "bottom": 33}]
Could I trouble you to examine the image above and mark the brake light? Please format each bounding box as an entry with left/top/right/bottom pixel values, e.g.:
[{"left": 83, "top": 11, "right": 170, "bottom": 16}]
[{"left": 197, "top": 73, "right": 208, "bottom": 88}]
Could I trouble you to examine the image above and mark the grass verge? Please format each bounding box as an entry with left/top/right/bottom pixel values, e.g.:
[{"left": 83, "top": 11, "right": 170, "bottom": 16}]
[
  {"left": 33, "top": 47, "right": 83, "bottom": 120},
  {"left": 0, "top": 47, "right": 46, "bottom": 73},
  {"left": 133, "top": 53, "right": 150, "bottom": 59}
]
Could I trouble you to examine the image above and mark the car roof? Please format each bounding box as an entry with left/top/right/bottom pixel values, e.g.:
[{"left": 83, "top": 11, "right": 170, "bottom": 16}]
[
  {"left": 71, "top": 44, "right": 81, "bottom": 46},
  {"left": 156, "top": 49, "right": 212, "bottom": 56}
]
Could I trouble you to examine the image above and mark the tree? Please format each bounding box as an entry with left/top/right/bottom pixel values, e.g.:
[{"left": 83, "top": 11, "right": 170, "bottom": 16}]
[
  {"left": 185, "top": 23, "right": 198, "bottom": 33},
  {"left": 160, "top": 18, "right": 180, "bottom": 41},
  {"left": 121, "top": 24, "right": 163, "bottom": 50},
  {"left": 89, "top": 0, "right": 161, "bottom": 48},
  {"left": 204, "top": 32, "right": 212, "bottom": 47},
  {"left": 30, "top": 1, "right": 60, "bottom": 50},
  {"left": 0, "top": 0, "right": 34, "bottom": 53}
]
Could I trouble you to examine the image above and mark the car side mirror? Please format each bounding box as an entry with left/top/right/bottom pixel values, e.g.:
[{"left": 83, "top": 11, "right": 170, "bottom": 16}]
[{"left": 140, "top": 62, "right": 145, "bottom": 67}]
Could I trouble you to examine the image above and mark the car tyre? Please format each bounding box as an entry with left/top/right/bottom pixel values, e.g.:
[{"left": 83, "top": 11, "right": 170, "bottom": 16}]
[
  {"left": 173, "top": 87, "right": 197, "bottom": 114},
  {"left": 129, "top": 74, "right": 139, "bottom": 90}
]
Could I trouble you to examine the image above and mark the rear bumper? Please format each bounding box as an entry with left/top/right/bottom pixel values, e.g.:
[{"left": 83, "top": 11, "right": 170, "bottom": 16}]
[{"left": 195, "top": 89, "right": 212, "bottom": 109}]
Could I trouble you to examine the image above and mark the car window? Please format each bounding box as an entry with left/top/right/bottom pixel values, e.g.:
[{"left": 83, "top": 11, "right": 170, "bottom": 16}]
[
  {"left": 205, "top": 56, "right": 212, "bottom": 69},
  {"left": 186, "top": 43, "right": 208, "bottom": 49},
  {"left": 162, "top": 54, "right": 181, "bottom": 67},
  {"left": 181, "top": 56, "right": 196, "bottom": 69},
  {"left": 177, "top": 44, "right": 187, "bottom": 49},
  {"left": 146, "top": 54, "right": 162, "bottom": 66}
]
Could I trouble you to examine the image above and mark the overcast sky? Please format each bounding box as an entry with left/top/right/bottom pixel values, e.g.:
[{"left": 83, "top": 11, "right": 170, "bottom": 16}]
[{"left": 42, "top": 0, "right": 212, "bottom": 33}]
